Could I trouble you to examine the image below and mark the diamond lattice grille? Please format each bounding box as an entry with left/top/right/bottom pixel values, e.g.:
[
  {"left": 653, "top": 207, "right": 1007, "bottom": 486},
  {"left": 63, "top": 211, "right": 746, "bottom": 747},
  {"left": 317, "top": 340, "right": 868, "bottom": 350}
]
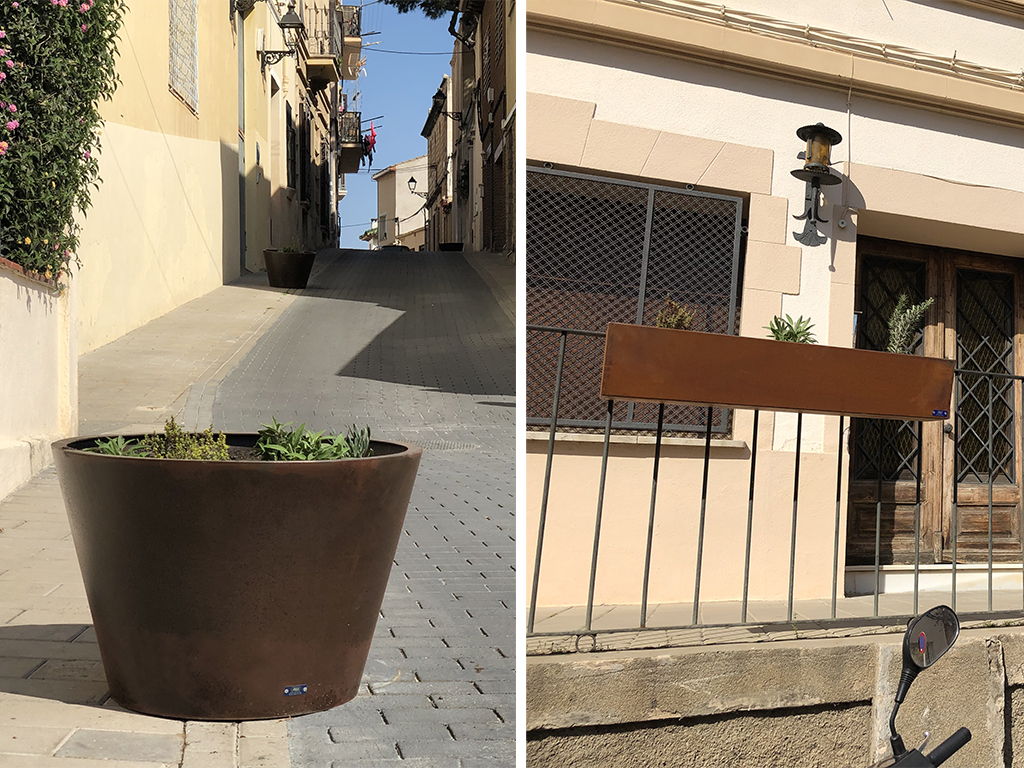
[
  {"left": 956, "top": 270, "right": 1015, "bottom": 485},
  {"left": 853, "top": 256, "right": 926, "bottom": 481},
  {"left": 526, "top": 169, "right": 742, "bottom": 432}
]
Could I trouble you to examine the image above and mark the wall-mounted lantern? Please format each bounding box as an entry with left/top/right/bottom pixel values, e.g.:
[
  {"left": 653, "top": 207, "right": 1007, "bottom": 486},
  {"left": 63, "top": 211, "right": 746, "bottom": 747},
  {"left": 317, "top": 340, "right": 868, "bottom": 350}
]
[
  {"left": 408, "top": 176, "right": 428, "bottom": 198},
  {"left": 239, "top": 0, "right": 305, "bottom": 75},
  {"left": 791, "top": 122, "right": 842, "bottom": 247}
]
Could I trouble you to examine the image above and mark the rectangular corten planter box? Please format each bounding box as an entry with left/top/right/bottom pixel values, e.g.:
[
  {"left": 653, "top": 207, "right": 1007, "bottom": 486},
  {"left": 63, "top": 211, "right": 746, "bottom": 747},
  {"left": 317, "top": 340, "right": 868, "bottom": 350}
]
[{"left": 600, "top": 324, "right": 955, "bottom": 421}]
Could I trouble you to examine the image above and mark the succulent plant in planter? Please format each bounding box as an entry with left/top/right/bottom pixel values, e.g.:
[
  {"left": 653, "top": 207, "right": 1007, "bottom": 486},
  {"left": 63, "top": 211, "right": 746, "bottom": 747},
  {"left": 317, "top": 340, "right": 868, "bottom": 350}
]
[
  {"left": 53, "top": 417, "right": 421, "bottom": 720},
  {"left": 764, "top": 314, "right": 818, "bottom": 344},
  {"left": 654, "top": 294, "right": 695, "bottom": 330}
]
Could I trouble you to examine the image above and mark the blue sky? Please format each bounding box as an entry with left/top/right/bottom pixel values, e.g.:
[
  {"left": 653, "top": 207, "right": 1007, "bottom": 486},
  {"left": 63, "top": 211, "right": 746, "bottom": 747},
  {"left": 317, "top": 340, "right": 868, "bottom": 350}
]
[{"left": 338, "top": 3, "right": 455, "bottom": 248}]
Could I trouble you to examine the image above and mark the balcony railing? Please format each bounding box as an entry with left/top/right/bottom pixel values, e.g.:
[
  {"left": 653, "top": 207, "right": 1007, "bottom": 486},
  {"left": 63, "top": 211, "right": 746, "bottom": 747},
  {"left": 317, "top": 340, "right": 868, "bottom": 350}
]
[
  {"left": 338, "top": 111, "right": 360, "bottom": 144},
  {"left": 302, "top": 0, "right": 342, "bottom": 58},
  {"left": 339, "top": 4, "right": 361, "bottom": 37},
  {"left": 527, "top": 324, "right": 1024, "bottom": 654}
]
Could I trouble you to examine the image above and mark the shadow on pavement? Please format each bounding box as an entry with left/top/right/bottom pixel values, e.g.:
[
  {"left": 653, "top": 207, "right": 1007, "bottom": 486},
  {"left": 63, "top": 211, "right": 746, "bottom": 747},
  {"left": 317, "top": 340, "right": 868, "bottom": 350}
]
[{"left": 0, "top": 623, "right": 110, "bottom": 707}]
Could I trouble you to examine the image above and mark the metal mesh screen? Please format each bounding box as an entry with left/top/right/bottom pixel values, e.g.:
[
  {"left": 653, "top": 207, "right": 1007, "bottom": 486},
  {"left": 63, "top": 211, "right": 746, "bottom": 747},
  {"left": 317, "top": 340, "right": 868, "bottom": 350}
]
[
  {"left": 526, "top": 168, "right": 743, "bottom": 432},
  {"left": 853, "top": 256, "right": 926, "bottom": 482},
  {"left": 956, "top": 269, "right": 1015, "bottom": 485},
  {"left": 168, "top": 0, "right": 199, "bottom": 113}
]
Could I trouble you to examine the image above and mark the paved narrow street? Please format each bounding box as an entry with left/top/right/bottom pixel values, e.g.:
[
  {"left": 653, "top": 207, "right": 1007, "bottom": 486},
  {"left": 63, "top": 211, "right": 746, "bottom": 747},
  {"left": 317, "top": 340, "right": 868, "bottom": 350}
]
[{"left": 0, "top": 249, "right": 515, "bottom": 767}]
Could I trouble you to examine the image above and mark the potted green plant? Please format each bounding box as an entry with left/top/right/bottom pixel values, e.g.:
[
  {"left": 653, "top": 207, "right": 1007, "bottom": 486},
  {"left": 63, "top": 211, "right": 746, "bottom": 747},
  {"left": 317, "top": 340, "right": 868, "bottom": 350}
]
[
  {"left": 52, "top": 418, "right": 421, "bottom": 721},
  {"left": 263, "top": 244, "right": 316, "bottom": 289}
]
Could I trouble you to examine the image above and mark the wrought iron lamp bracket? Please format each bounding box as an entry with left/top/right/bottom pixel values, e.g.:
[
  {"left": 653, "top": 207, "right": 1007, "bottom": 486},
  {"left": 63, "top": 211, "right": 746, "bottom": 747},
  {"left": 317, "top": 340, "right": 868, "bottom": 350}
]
[{"left": 261, "top": 49, "right": 296, "bottom": 75}]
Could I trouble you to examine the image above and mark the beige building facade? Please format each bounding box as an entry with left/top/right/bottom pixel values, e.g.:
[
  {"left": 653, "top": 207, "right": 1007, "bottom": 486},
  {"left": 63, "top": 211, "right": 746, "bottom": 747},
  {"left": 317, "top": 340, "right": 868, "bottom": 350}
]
[
  {"left": 372, "top": 156, "right": 428, "bottom": 251},
  {"left": 526, "top": 0, "right": 1024, "bottom": 614}
]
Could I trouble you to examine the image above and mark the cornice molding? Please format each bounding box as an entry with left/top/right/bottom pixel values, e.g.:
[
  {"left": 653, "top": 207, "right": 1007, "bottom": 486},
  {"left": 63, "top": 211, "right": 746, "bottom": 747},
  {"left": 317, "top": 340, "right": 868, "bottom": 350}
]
[{"left": 527, "top": 0, "right": 1024, "bottom": 129}]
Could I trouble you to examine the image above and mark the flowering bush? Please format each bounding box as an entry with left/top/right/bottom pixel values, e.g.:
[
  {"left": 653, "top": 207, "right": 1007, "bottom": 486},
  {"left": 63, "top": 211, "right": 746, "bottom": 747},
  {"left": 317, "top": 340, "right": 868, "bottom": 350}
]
[{"left": 0, "top": 0, "right": 125, "bottom": 283}]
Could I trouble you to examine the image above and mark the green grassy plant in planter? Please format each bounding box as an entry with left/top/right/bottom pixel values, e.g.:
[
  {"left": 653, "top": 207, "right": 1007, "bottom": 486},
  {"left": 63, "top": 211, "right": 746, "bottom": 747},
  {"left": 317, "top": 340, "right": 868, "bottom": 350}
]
[
  {"left": 765, "top": 314, "right": 818, "bottom": 344},
  {"left": 53, "top": 417, "right": 421, "bottom": 720}
]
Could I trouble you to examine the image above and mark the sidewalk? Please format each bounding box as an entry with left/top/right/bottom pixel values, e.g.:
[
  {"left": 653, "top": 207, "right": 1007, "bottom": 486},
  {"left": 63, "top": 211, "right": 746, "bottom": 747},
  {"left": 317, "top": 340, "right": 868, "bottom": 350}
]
[{"left": 0, "top": 249, "right": 515, "bottom": 767}]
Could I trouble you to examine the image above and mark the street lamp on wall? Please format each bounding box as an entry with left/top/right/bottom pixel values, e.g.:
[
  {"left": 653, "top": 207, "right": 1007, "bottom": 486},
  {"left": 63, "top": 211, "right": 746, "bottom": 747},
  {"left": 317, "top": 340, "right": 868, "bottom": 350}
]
[
  {"left": 408, "top": 176, "right": 428, "bottom": 198},
  {"left": 791, "top": 122, "right": 842, "bottom": 247},
  {"left": 254, "top": 1, "right": 305, "bottom": 75}
]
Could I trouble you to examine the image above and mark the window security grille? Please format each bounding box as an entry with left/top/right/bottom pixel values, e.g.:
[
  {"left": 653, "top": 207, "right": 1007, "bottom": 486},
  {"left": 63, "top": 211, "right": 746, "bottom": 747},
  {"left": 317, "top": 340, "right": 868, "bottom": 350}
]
[
  {"left": 526, "top": 167, "right": 744, "bottom": 433},
  {"left": 286, "top": 103, "right": 297, "bottom": 189},
  {"left": 168, "top": 0, "right": 199, "bottom": 113}
]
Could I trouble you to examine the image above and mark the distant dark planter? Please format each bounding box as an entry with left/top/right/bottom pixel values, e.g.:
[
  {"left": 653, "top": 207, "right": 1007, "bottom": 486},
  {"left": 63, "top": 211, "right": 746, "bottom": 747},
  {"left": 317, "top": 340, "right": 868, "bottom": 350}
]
[
  {"left": 439, "top": 242, "right": 463, "bottom": 251},
  {"left": 264, "top": 249, "right": 315, "bottom": 289},
  {"left": 600, "top": 323, "right": 955, "bottom": 421},
  {"left": 52, "top": 435, "right": 422, "bottom": 720}
]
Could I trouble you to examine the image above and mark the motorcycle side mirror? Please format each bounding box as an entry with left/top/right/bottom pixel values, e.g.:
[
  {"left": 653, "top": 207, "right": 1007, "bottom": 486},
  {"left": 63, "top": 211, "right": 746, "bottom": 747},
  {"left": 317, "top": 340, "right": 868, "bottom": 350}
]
[
  {"left": 903, "top": 604, "right": 960, "bottom": 674},
  {"left": 889, "top": 605, "right": 960, "bottom": 758}
]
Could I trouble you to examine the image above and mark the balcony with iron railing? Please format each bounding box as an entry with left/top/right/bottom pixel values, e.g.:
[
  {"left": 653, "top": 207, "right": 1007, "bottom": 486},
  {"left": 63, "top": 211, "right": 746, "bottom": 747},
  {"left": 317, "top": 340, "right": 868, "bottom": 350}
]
[
  {"left": 338, "top": 111, "right": 361, "bottom": 174},
  {"left": 337, "top": 4, "right": 362, "bottom": 80},
  {"left": 300, "top": 0, "right": 342, "bottom": 90}
]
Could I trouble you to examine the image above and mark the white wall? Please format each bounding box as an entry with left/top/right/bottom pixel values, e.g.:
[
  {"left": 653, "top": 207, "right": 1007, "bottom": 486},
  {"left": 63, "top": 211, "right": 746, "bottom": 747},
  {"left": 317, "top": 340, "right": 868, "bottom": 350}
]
[{"left": 0, "top": 268, "right": 76, "bottom": 500}]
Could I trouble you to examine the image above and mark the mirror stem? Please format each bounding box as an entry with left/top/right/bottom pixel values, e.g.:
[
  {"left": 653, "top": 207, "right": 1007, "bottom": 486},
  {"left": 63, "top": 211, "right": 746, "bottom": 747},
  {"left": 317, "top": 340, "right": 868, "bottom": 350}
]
[{"left": 889, "top": 667, "right": 919, "bottom": 757}]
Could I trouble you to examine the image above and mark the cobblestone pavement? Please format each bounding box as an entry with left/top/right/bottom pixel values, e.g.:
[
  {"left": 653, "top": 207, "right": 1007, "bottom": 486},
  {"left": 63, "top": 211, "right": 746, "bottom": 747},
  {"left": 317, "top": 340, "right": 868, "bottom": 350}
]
[
  {"left": 0, "top": 249, "right": 514, "bottom": 767},
  {"left": 210, "top": 250, "right": 516, "bottom": 767}
]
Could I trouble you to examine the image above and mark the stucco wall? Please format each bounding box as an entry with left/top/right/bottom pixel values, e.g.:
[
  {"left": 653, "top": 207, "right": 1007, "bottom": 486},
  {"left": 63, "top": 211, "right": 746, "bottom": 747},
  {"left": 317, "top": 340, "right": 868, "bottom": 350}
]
[
  {"left": 0, "top": 267, "right": 76, "bottom": 501},
  {"left": 75, "top": 1, "right": 241, "bottom": 354}
]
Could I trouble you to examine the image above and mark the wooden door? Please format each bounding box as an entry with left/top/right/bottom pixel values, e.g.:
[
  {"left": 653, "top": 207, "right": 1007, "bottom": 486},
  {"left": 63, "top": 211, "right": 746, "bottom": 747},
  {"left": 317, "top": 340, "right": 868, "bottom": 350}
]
[{"left": 846, "top": 239, "right": 1024, "bottom": 566}]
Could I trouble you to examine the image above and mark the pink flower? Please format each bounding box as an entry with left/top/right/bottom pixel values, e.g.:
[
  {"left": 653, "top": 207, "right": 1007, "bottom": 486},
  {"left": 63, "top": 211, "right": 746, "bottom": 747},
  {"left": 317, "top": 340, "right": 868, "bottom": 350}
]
[
  {"left": 6, "top": 120, "right": 17, "bottom": 130},
  {"left": 59, "top": 0, "right": 68, "bottom": 6},
  {"left": 0, "top": 73, "right": 6, "bottom": 82},
  {"left": 5, "top": 61, "right": 11, "bottom": 69},
  {"left": 10, "top": 3, "right": 16, "bottom": 7},
  {"left": 51, "top": 0, "right": 58, "bottom": 5},
  {"left": 7, "top": 104, "right": 15, "bottom": 112},
  {"left": 83, "top": 150, "right": 90, "bottom": 158},
  {"left": 0, "top": 141, "right": 8, "bottom": 155},
  {"left": 80, "top": 23, "right": 87, "bottom": 31},
  {"left": 0, "top": 30, "right": 5, "bottom": 37}
]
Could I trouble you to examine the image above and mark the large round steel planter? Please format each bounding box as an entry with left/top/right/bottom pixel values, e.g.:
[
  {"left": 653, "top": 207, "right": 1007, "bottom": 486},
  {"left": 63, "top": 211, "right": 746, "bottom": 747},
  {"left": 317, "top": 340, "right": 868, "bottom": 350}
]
[
  {"left": 264, "top": 249, "right": 315, "bottom": 289},
  {"left": 52, "top": 436, "right": 421, "bottom": 720}
]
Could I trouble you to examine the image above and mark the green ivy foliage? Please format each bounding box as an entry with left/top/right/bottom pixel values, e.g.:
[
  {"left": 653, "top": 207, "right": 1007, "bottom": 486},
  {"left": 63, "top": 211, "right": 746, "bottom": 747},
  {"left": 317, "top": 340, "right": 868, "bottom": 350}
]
[{"left": 0, "top": 0, "right": 126, "bottom": 283}]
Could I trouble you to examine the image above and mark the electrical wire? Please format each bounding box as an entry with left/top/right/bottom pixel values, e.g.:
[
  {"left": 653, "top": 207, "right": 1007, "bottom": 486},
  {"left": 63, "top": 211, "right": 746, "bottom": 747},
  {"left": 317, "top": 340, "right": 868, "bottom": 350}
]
[{"left": 365, "top": 48, "right": 461, "bottom": 55}]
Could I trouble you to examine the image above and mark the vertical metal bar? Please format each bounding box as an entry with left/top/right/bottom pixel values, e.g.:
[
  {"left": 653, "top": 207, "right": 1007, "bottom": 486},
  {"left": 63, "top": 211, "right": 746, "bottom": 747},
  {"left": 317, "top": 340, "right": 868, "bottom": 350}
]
[
  {"left": 527, "top": 332, "right": 567, "bottom": 635},
  {"left": 634, "top": 188, "right": 656, "bottom": 326},
  {"left": 874, "top": 421, "right": 883, "bottom": 618},
  {"left": 914, "top": 420, "right": 923, "bottom": 616},
  {"left": 832, "top": 416, "right": 844, "bottom": 620},
  {"left": 953, "top": 398, "right": 959, "bottom": 613},
  {"left": 727, "top": 201, "right": 743, "bottom": 335},
  {"left": 742, "top": 410, "right": 760, "bottom": 623},
  {"left": 692, "top": 406, "right": 714, "bottom": 626},
  {"left": 788, "top": 413, "right": 803, "bottom": 622},
  {"left": 628, "top": 189, "right": 657, "bottom": 429},
  {"left": 988, "top": 375, "right": 995, "bottom": 612},
  {"left": 640, "top": 403, "right": 665, "bottom": 628},
  {"left": 584, "top": 400, "right": 614, "bottom": 632}
]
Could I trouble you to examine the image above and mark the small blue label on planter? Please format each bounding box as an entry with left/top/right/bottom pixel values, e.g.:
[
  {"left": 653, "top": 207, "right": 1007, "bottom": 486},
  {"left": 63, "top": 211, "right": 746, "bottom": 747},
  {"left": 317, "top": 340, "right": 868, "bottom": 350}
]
[
  {"left": 933, "top": 410, "right": 949, "bottom": 418},
  {"left": 283, "top": 685, "right": 308, "bottom": 696}
]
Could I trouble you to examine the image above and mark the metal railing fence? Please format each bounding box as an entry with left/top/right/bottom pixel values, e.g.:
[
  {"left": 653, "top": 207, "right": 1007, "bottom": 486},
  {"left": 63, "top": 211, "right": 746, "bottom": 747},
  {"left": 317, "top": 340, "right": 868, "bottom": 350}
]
[{"left": 526, "top": 325, "right": 1024, "bottom": 644}]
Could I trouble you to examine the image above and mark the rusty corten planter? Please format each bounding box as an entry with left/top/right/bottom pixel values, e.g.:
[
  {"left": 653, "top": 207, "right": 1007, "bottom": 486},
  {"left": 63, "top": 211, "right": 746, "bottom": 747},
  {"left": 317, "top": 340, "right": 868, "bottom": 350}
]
[
  {"left": 264, "top": 249, "right": 315, "bottom": 289},
  {"left": 601, "top": 323, "right": 955, "bottom": 421},
  {"left": 51, "top": 435, "right": 421, "bottom": 720}
]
